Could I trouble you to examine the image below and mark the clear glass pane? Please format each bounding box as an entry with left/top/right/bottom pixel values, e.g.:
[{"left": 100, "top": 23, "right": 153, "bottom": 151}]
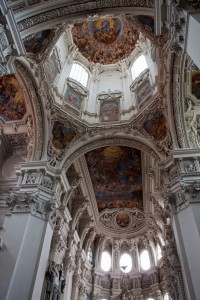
[
  {"left": 140, "top": 250, "right": 151, "bottom": 270},
  {"left": 119, "top": 253, "right": 132, "bottom": 273},
  {"left": 131, "top": 55, "right": 148, "bottom": 80},
  {"left": 69, "top": 63, "right": 88, "bottom": 87},
  {"left": 101, "top": 251, "right": 111, "bottom": 272}
]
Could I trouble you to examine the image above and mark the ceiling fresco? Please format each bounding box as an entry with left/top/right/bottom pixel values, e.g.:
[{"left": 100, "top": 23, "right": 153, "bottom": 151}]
[
  {"left": 72, "top": 16, "right": 139, "bottom": 64},
  {"left": 85, "top": 146, "right": 143, "bottom": 212},
  {"left": 0, "top": 75, "right": 26, "bottom": 121},
  {"left": 138, "top": 15, "right": 154, "bottom": 32},
  {"left": 52, "top": 121, "right": 76, "bottom": 150},
  {"left": 191, "top": 70, "right": 200, "bottom": 99},
  {"left": 23, "top": 29, "right": 52, "bottom": 54},
  {"left": 143, "top": 110, "right": 167, "bottom": 141}
]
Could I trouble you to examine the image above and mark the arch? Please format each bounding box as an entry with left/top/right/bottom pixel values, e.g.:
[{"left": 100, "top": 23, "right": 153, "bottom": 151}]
[
  {"left": 61, "top": 136, "right": 163, "bottom": 171},
  {"left": 17, "top": 3, "right": 154, "bottom": 37},
  {"left": 15, "top": 60, "right": 46, "bottom": 161}
]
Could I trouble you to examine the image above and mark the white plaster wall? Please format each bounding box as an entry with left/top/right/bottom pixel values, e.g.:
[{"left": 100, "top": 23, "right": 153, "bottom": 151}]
[
  {"left": 56, "top": 33, "right": 68, "bottom": 66},
  {"left": 97, "top": 70, "right": 123, "bottom": 93}
]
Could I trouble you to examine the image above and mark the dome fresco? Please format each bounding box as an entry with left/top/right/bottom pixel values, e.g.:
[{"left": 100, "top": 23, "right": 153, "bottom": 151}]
[{"left": 72, "top": 16, "right": 139, "bottom": 64}]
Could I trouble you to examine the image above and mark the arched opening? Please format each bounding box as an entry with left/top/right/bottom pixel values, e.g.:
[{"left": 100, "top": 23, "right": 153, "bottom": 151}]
[
  {"left": 140, "top": 250, "right": 151, "bottom": 271},
  {"left": 119, "top": 253, "right": 132, "bottom": 273},
  {"left": 101, "top": 251, "right": 111, "bottom": 272}
]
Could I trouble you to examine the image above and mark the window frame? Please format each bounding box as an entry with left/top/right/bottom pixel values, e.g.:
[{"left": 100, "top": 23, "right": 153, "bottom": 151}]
[
  {"left": 140, "top": 249, "right": 151, "bottom": 271},
  {"left": 119, "top": 252, "right": 132, "bottom": 273},
  {"left": 130, "top": 54, "right": 148, "bottom": 82},
  {"left": 101, "top": 251, "right": 111, "bottom": 272},
  {"left": 69, "top": 62, "right": 89, "bottom": 88}
]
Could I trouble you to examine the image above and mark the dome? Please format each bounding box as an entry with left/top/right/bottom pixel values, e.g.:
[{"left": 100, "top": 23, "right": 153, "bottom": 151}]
[{"left": 72, "top": 16, "right": 139, "bottom": 64}]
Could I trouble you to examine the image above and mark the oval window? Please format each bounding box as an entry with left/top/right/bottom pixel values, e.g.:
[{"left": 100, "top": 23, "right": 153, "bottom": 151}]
[
  {"left": 101, "top": 251, "right": 111, "bottom": 272},
  {"left": 140, "top": 250, "right": 151, "bottom": 270},
  {"left": 119, "top": 253, "right": 132, "bottom": 273}
]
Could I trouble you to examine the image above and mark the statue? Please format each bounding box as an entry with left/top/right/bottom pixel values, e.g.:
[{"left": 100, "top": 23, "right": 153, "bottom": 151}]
[{"left": 44, "top": 261, "right": 66, "bottom": 300}]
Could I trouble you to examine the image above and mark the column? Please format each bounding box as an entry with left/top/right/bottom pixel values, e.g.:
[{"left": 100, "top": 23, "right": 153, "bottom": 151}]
[
  {"left": 0, "top": 162, "right": 68, "bottom": 300},
  {"left": 165, "top": 150, "right": 200, "bottom": 300}
]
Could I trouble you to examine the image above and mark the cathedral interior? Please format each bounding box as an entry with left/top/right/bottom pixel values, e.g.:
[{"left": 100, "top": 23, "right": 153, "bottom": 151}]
[{"left": 0, "top": 1, "right": 200, "bottom": 299}]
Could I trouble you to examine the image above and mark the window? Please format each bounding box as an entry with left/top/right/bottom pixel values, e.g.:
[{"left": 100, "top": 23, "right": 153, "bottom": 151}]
[
  {"left": 157, "top": 244, "right": 162, "bottom": 261},
  {"left": 140, "top": 250, "right": 151, "bottom": 270},
  {"left": 119, "top": 253, "right": 132, "bottom": 273},
  {"left": 69, "top": 63, "right": 89, "bottom": 87},
  {"left": 164, "top": 293, "right": 170, "bottom": 300},
  {"left": 87, "top": 247, "right": 93, "bottom": 265},
  {"left": 84, "top": 294, "right": 89, "bottom": 300},
  {"left": 131, "top": 55, "right": 148, "bottom": 81},
  {"left": 147, "top": 298, "right": 154, "bottom": 300},
  {"left": 101, "top": 251, "right": 111, "bottom": 272}
]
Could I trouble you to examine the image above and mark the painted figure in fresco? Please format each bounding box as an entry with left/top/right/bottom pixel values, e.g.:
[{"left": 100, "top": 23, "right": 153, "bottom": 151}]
[
  {"left": 24, "top": 29, "right": 52, "bottom": 54},
  {"left": 85, "top": 146, "right": 143, "bottom": 212},
  {"left": 136, "top": 78, "right": 152, "bottom": 104},
  {"left": 100, "top": 101, "right": 119, "bottom": 122},
  {"left": 144, "top": 111, "right": 167, "bottom": 141},
  {"left": 52, "top": 121, "right": 76, "bottom": 150},
  {"left": 0, "top": 75, "right": 26, "bottom": 121},
  {"left": 72, "top": 16, "right": 139, "bottom": 64},
  {"left": 64, "top": 88, "right": 82, "bottom": 111},
  {"left": 116, "top": 212, "right": 130, "bottom": 227},
  {"left": 192, "top": 71, "right": 200, "bottom": 99}
]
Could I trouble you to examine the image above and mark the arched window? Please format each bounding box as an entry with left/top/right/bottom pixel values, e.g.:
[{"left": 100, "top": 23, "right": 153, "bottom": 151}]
[
  {"left": 157, "top": 244, "right": 162, "bottom": 261},
  {"left": 131, "top": 55, "right": 148, "bottom": 81},
  {"left": 87, "top": 247, "right": 93, "bottom": 265},
  {"left": 101, "top": 251, "right": 111, "bottom": 272},
  {"left": 140, "top": 249, "right": 151, "bottom": 270},
  {"left": 84, "top": 294, "right": 90, "bottom": 300},
  {"left": 69, "top": 62, "right": 89, "bottom": 87},
  {"left": 119, "top": 253, "right": 132, "bottom": 273},
  {"left": 164, "top": 293, "right": 170, "bottom": 300}
]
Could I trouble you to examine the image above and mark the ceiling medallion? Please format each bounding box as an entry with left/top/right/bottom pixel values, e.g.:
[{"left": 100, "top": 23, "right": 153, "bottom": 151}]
[
  {"left": 116, "top": 211, "right": 130, "bottom": 227},
  {"left": 99, "top": 208, "right": 145, "bottom": 234}
]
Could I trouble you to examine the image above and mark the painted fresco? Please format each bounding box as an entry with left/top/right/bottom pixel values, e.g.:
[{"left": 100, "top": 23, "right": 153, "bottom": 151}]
[
  {"left": 85, "top": 146, "right": 143, "bottom": 212},
  {"left": 116, "top": 211, "right": 130, "bottom": 227},
  {"left": 63, "top": 104, "right": 80, "bottom": 117},
  {"left": 138, "top": 15, "right": 154, "bottom": 32},
  {"left": 136, "top": 77, "right": 152, "bottom": 104},
  {"left": 144, "top": 110, "right": 167, "bottom": 141},
  {"left": 23, "top": 29, "right": 52, "bottom": 54},
  {"left": 0, "top": 75, "right": 26, "bottom": 121},
  {"left": 72, "top": 16, "right": 139, "bottom": 64},
  {"left": 64, "top": 88, "right": 83, "bottom": 111},
  {"left": 100, "top": 100, "right": 119, "bottom": 122},
  {"left": 191, "top": 71, "right": 200, "bottom": 99},
  {"left": 44, "top": 50, "right": 58, "bottom": 83},
  {"left": 52, "top": 121, "right": 76, "bottom": 150}
]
